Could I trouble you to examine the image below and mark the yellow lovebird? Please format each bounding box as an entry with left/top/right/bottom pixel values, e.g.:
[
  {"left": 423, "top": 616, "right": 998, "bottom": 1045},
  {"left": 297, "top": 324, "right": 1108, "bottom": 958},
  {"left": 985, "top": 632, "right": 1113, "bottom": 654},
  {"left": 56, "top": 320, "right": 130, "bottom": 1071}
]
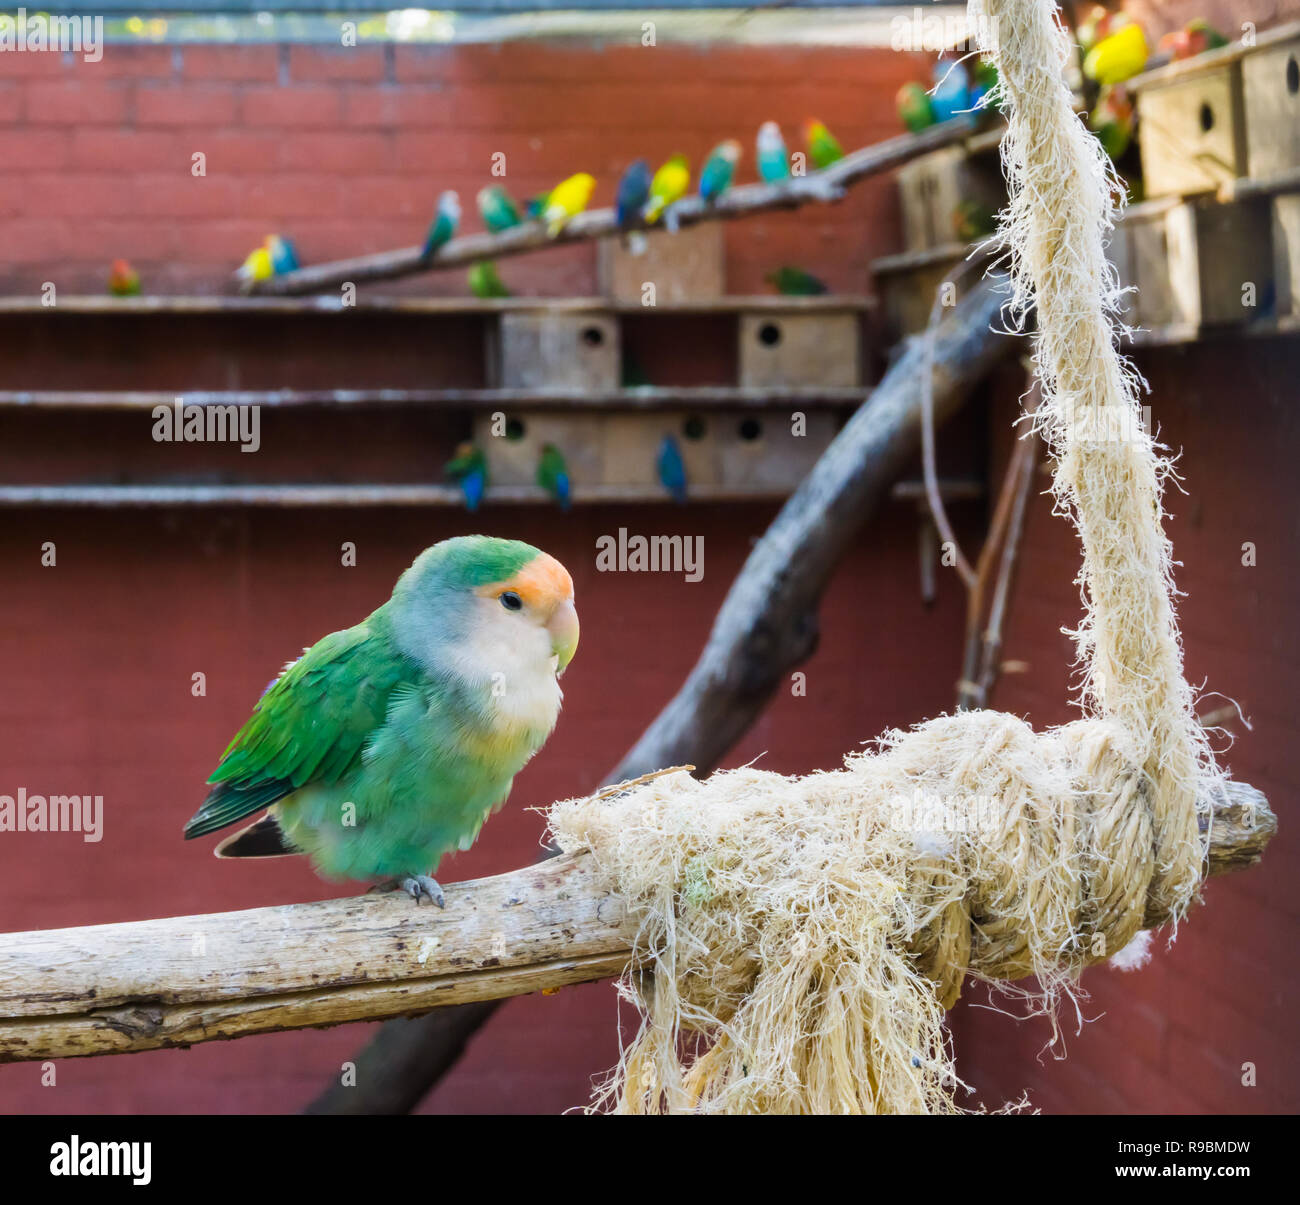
[
  {"left": 543, "top": 172, "right": 596, "bottom": 237},
  {"left": 1083, "top": 22, "right": 1150, "bottom": 86},
  {"left": 644, "top": 154, "right": 690, "bottom": 227}
]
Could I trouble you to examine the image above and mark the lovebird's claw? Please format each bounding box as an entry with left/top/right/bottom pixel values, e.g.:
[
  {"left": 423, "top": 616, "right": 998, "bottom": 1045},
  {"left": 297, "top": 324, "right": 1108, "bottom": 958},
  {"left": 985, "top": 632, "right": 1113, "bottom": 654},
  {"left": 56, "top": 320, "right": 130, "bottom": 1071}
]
[{"left": 400, "top": 875, "right": 446, "bottom": 908}]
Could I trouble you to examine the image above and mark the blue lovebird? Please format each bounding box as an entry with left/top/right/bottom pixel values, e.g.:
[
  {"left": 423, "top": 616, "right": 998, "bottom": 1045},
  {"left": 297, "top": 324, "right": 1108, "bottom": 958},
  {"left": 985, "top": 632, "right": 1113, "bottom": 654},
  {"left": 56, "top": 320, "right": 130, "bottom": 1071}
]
[
  {"left": 445, "top": 442, "right": 487, "bottom": 512},
  {"left": 617, "top": 159, "right": 652, "bottom": 229},
  {"left": 422, "top": 191, "right": 461, "bottom": 261},
  {"left": 930, "top": 60, "right": 971, "bottom": 123},
  {"left": 656, "top": 434, "right": 687, "bottom": 503},
  {"left": 616, "top": 158, "right": 652, "bottom": 253},
  {"left": 267, "top": 235, "right": 299, "bottom": 274}
]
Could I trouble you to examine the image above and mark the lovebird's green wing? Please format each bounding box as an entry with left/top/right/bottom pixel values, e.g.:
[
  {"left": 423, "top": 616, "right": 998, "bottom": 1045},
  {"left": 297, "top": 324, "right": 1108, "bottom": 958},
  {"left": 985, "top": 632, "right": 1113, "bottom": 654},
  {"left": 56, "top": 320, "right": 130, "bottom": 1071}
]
[{"left": 184, "top": 613, "right": 412, "bottom": 840}]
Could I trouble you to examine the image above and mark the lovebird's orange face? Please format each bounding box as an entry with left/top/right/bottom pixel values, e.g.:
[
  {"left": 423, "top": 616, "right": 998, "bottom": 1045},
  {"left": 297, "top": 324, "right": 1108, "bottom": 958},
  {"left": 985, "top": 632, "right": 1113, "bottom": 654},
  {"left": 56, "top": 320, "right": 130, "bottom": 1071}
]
[{"left": 476, "top": 552, "right": 579, "bottom": 674}]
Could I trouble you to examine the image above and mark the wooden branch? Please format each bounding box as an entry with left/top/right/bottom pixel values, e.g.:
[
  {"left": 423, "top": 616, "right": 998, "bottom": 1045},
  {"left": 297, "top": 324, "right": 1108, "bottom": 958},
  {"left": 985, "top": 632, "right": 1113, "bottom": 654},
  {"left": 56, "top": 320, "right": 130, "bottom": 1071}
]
[
  {"left": 251, "top": 117, "right": 980, "bottom": 296},
  {"left": 0, "top": 781, "right": 1274, "bottom": 1063}
]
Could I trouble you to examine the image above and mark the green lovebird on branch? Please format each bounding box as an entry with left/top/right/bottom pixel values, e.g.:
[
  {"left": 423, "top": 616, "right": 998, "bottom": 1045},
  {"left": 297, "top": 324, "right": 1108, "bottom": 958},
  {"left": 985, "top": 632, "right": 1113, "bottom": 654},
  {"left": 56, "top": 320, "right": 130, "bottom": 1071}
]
[{"left": 183, "top": 537, "right": 580, "bottom": 907}]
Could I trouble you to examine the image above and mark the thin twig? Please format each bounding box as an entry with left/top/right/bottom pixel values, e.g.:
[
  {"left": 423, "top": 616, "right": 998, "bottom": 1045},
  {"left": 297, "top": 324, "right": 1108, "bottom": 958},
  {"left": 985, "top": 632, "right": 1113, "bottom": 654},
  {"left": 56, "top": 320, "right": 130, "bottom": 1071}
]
[
  {"left": 956, "top": 369, "right": 1038, "bottom": 710},
  {"left": 975, "top": 432, "right": 1038, "bottom": 703},
  {"left": 920, "top": 246, "right": 999, "bottom": 593}
]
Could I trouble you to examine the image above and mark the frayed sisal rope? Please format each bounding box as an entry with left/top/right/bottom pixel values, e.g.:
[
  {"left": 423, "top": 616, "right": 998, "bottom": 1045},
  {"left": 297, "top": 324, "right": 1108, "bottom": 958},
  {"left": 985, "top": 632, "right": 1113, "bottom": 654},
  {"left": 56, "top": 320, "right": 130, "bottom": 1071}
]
[{"left": 548, "top": 0, "right": 1220, "bottom": 1114}]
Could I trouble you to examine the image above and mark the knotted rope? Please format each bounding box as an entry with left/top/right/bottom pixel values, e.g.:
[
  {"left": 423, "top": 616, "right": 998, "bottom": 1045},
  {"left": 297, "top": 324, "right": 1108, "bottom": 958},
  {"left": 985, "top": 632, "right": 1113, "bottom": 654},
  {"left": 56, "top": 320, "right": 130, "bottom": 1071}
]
[{"left": 548, "top": 0, "right": 1220, "bottom": 1113}]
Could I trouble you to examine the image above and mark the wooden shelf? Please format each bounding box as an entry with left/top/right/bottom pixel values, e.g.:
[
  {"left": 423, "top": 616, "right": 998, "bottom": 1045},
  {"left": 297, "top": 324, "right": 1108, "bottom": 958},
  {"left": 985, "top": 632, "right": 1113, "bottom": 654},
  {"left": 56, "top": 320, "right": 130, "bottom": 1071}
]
[
  {"left": 891, "top": 478, "right": 985, "bottom": 503},
  {"left": 870, "top": 243, "right": 975, "bottom": 277},
  {"left": 0, "top": 386, "right": 870, "bottom": 412},
  {"left": 0, "top": 478, "right": 953, "bottom": 509},
  {"left": 1124, "top": 314, "right": 1300, "bottom": 348},
  {"left": 0, "top": 294, "right": 874, "bottom": 317}
]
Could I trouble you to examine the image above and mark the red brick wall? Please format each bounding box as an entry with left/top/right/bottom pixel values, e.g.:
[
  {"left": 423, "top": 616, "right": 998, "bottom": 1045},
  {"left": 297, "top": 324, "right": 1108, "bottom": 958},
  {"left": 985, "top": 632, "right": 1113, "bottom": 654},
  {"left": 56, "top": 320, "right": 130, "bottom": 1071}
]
[
  {"left": 952, "top": 339, "right": 1300, "bottom": 1114},
  {"left": 0, "top": 40, "right": 926, "bottom": 297}
]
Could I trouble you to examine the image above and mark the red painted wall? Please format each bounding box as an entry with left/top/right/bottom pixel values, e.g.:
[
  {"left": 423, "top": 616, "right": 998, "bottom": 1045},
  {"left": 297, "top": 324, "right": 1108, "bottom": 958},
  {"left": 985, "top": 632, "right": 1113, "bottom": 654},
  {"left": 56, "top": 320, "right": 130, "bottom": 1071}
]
[
  {"left": 0, "top": 40, "right": 925, "bottom": 298},
  {"left": 952, "top": 339, "right": 1300, "bottom": 1114}
]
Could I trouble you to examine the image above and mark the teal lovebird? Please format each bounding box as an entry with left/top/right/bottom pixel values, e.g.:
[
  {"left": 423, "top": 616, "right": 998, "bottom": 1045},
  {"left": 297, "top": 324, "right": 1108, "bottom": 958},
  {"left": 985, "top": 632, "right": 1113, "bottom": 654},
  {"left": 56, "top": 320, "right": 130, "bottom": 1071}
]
[
  {"left": 766, "top": 266, "right": 828, "bottom": 296},
  {"left": 525, "top": 192, "right": 550, "bottom": 220},
  {"left": 756, "top": 121, "right": 790, "bottom": 182},
  {"left": 804, "top": 119, "right": 844, "bottom": 170},
  {"left": 468, "top": 260, "right": 511, "bottom": 298},
  {"left": 422, "top": 190, "right": 461, "bottom": 260},
  {"left": 537, "top": 442, "right": 572, "bottom": 511},
  {"left": 445, "top": 441, "right": 487, "bottom": 511},
  {"left": 656, "top": 434, "right": 687, "bottom": 503},
  {"left": 184, "top": 537, "right": 580, "bottom": 906},
  {"left": 477, "top": 186, "right": 522, "bottom": 234},
  {"left": 699, "top": 139, "right": 742, "bottom": 203}
]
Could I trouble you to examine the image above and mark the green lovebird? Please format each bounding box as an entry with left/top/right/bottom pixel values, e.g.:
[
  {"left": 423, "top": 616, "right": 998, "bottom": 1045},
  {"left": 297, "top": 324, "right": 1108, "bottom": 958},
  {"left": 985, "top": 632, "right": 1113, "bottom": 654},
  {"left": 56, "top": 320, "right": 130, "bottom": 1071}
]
[
  {"left": 183, "top": 537, "right": 580, "bottom": 907},
  {"left": 536, "top": 442, "right": 571, "bottom": 510},
  {"left": 468, "top": 260, "right": 511, "bottom": 299},
  {"left": 766, "top": 266, "right": 828, "bottom": 296},
  {"left": 477, "top": 186, "right": 522, "bottom": 234}
]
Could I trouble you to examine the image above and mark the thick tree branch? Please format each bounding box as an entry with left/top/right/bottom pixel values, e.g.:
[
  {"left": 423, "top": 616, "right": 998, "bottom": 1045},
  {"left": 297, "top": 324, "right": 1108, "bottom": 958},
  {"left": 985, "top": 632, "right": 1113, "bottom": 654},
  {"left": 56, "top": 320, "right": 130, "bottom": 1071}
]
[{"left": 0, "top": 781, "right": 1274, "bottom": 1064}]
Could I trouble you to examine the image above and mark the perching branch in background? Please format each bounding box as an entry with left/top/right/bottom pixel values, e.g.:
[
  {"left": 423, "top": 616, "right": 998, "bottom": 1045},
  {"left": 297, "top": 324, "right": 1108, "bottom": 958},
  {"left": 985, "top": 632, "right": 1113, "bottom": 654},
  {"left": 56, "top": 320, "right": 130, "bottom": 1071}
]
[
  {"left": 0, "top": 780, "right": 1273, "bottom": 1064},
  {"left": 919, "top": 246, "right": 1001, "bottom": 592},
  {"left": 250, "top": 117, "right": 980, "bottom": 296},
  {"left": 307, "top": 270, "right": 1021, "bottom": 1113},
  {"left": 912, "top": 252, "right": 1040, "bottom": 714},
  {"left": 957, "top": 428, "right": 1038, "bottom": 710}
]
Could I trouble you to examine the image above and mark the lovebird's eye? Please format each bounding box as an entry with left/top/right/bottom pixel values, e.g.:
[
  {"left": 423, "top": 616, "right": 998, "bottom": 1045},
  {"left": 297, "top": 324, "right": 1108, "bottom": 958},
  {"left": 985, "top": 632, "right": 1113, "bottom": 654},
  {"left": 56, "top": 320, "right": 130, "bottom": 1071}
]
[{"left": 499, "top": 591, "right": 523, "bottom": 611}]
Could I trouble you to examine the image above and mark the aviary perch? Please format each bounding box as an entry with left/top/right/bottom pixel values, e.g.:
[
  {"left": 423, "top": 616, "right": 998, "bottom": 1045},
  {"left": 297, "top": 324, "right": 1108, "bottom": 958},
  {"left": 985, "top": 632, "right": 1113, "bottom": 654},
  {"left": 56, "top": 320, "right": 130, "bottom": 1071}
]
[
  {"left": 0, "top": 777, "right": 1274, "bottom": 1064},
  {"left": 249, "top": 117, "right": 980, "bottom": 296}
]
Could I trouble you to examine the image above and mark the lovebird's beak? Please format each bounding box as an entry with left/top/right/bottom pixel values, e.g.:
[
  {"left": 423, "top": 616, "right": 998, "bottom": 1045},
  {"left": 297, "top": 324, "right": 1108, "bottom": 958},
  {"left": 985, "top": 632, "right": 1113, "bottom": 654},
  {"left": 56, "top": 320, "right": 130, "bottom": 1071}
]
[{"left": 547, "top": 598, "right": 579, "bottom": 675}]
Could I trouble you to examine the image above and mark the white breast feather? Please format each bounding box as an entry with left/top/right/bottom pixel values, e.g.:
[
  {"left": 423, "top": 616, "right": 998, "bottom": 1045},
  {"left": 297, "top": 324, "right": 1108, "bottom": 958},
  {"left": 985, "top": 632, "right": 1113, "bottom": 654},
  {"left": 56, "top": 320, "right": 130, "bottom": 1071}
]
[{"left": 443, "top": 607, "right": 563, "bottom": 739}]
